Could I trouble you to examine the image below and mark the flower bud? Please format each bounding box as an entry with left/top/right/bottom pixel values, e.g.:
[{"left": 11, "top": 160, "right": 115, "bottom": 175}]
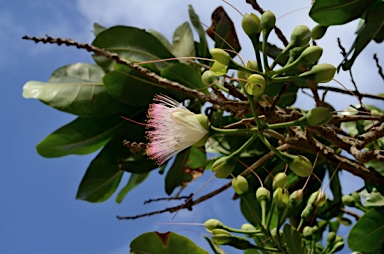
[
  {"left": 204, "top": 219, "right": 224, "bottom": 231},
  {"left": 261, "top": 10, "right": 276, "bottom": 35},
  {"left": 232, "top": 175, "right": 249, "bottom": 195},
  {"left": 351, "top": 192, "right": 361, "bottom": 204},
  {"left": 308, "top": 190, "right": 327, "bottom": 207},
  {"left": 212, "top": 234, "right": 232, "bottom": 245},
  {"left": 212, "top": 156, "right": 236, "bottom": 178},
  {"left": 342, "top": 195, "right": 356, "bottom": 207},
  {"left": 245, "top": 74, "right": 266, "bottom": 97},
  {"left": 296, "top": 46, "right": 323, "bottom": 65},
  {"left": 256, "top": 187, "right": 270, "bottom": 203},
  {"left": 192, "top": 114, "right": 210, "bottom": 147},
  {"left": 288, "top": 155, "right": 312, "bottom": 177},
  {"left": 302, "top": 226, "right": 312, "bottom": 237},
  {"left": 209, "top": 48, "right": 231, "bottom": 66},
  {"left": 301, "top": 205, "right": 314, "bottom": 220},
  {"left": 327, "top": 231, "right": 336, "bottom": 245},
  {"left": 242, "top": 13, "right": 261, "bottom": 37},
  {"left": 273, "top": 172, "right": 288, "bottom": 189},
  {"left": 330, "top": 241, "right": 345, "bottom": 253},
  {"left": 306, "top": 107, "right": 332, "bottom": 126},
  {"left": 246, "top": 60, "right": 258, "bottom": 71},
  {"left": 201, "top": 70, "right": 217, "bottom": 86},
  {"left": 290, "top": 25, "right": 312, "bottom": 47},
  {"left": 212, "top": 229, "right": 231, "bottom": 236},
  {"left": 311, "top": 25, "right": 328, "bottom": 40},
  {"left": 289, "top": 189, "right": 304, "bottom": 207},
  {"left": 241, "top": 223, "right": 256, "bottom": 231},
  {"left": 273, "top": 187, "right": 289, "bottom": 207},
  {"left": 298, "top": 63, "right": 336, "bottom": 83}
]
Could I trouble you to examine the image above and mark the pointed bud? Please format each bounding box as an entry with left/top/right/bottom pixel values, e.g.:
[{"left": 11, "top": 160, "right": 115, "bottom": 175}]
[
  {"left": 288, "top": 155, "right": 312, "bottom": 177},
  {"left": 302, "top": 226, "right": 313, "bottom": 237},
  {"left": 296, "top": 46, "right": 323, "bottom": 65},
  {"left": 245, "top": 74, "right": 266, "bottom": 97},
  {"left": 273, "top": 187, "right": 289, "bottom": 208},
  {"left": 212, "top": 156, "right": 236, "bottom": 178},
  {"left": 290, "top": 25, "right": 312, "bottom": 47},
  {"left": 201, "top": 70, "right": 217, "bottom": 86},
  {"left": 308, "top": 190, "right": 327, "bottom": 207},
  {"left": 273, "top": 172, "right": 288, "bottom": 189},
  {"left": 299, "top": 63, "right": 336, "bottom": 83},
  {"left": 242, "top": 13, "right": 261, "bottom": 37},
  {"left": 246, "top": 60, "right": 258, "bottom": 71},
  {"left": 232, "top": 175, "right": 249, "bottom": 195},
  {"left": 289, "top": 189, "right": 304, "bottom": 207},
  {"left": 327, "top": 231, "right": 336, "bottom": 246},
  {"left": 212, "top": 234, "right": 232, "bottom": 245},
  {"left": 204, "top": 219, "right": 224, "bottom": 232},
  {"left": 311, "top": 25, "right": 328, "bottom": 40},
  {"left": 256, "top": 187, "right": 270, "bottom": 203},
  {"left": 210, "top": 48, "right": 231, "bottom": 66},
  {"left": 212, "top": 229, "right": 231, "bottom": 236},
  {"left": 261, "top": 10, "right": 276, "bottom": 35}
]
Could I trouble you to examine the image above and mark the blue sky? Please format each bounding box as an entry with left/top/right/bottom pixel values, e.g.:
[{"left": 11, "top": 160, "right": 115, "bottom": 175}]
[{"left": 1, "top": 1, "right": 383, "bottom": 253}]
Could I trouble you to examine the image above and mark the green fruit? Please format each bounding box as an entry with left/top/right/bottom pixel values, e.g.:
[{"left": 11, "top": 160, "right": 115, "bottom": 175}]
[
  {"left": 312, "top": 25, "right": 328, "bottom": 40},
  {"left": 245, "top": 74, "right": 266, "bottom": 97},
  {"left": 299, "top": 63, "right": 336, "bottom": 83},
  {"left": 204, "top": 219, "right": 224, "bottom": 231},
  {"left": 201, "top": 70, "right": 217, "bottom": 86},
  {"left": 261, "top": 10, "right": 276, "bottom": 35},
  {"left": 288, "top": 155, "right": 312, "bottom": 177},
  {"left": 212, "top": 156, "right": 236, "bottom": 178},
  {"left": 273, "top": 172, "right": 288, "bottom": 189},
  {"left": 256, "top": 187, "right": 270, "bottom": 202},
  {"left": 290, "top": 25, "right": 312, "bottom": 47},
  {"left": 242, "top": 13, "right": 261, "bottom": 36},
  {"left": 305, "top": 106, "right": 332, "bottom": 126},
  {"left": 209, "top": 48, "right": 231, "bottom": 66},
  {"left": 273, "top": 187, "right": 289, "bottom": 207},
  {"left": 232, "top": 175, "right": 249, "bottom": 195}
]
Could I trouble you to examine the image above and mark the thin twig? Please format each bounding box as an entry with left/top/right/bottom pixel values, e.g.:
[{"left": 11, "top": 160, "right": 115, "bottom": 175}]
[{"left": 373, "top": 53, "right": 384, "bottom": 80}]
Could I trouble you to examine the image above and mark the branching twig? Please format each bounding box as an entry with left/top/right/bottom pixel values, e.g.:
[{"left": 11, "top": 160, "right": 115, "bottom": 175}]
[
  {"left": 302, "top": 85, "right": 384, "bottom": 101},
  {"left": 373, "top": 53, "right": 384, "bottom": 80}
]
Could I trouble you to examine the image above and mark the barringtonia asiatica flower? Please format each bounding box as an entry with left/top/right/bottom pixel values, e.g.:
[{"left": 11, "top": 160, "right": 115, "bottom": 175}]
[{"left": 146, "top": 94, "right": 209, "bottom": 165}]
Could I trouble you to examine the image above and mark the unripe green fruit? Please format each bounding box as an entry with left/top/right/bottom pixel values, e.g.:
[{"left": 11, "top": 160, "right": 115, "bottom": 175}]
[
  {"left": 209, "top": 48, "right": 231, "bottom": 66},
  {"left": 212, "top": 156, "right": 236, "bottom": 178},
  {"left": 256, "top": 187, "right": 270, "bottom": 202},
  {"left": 308, "top": 190, "right": 327, "bottom": 207},
  {"left": 232, "top": 175, "right": 249, "bottom": 195},
  {"left": 299, "top": 63, "right": 336, "bottom": 83},
  {"left": 296, "top": 46, "right": 323, "bottom": 65},
  {"left": 290, "top": 25, "right": 312, "bottom": 47},
  {"left": 201, "top": 70, "right": 217, "bottom": 86},
  {"left": 289, "top": 189, "right": 304, "bottom": 207},
  {"left": 246, "top": 60, "right": 258, "bottom": 70},
  {"left": 241, "top": 223, "right": 256, "bottom": 231},
  {"left": 288, "top": 155, "right": 312, "bottom": 177},
  {"left": 301, "top": 204, "right": 314, "bottom": 220},
  {"left": 312, "top": 25, "right": 328, "bottom": 40},
  {"left": 242, "top": 13, "right": 261, "bottom": 37},
  {"left": 305, "top": 106, "right": 332, "bottom": 126},
  {"left": 212, "top": 234, "right": 232, "bottom": 245},
  {"left": 245, "top": 74, "right": 266, "bottom": 97},
  {"left": 261, "top": 10, "right": 276, "bottom": 34},
  {"left": 327, "top": 231, "right": 336, "bottom": 245},
  {"left": 273, "top": 187, "right": 289, "bottom": 207},
  {"left": 342, "top": 195, "right": 356, "bottom": 207},
  {"left": 302, "top": 226, "right": 312, "bottom": 237},
  {"left": 212, "top": 229, "right": 231, "bottom": 236},
  {"left": 204, "top": 219, "right": 224, "bottom": 231},
  {"left": 273, "top": 172, "right": 288, "bottom": 189}
]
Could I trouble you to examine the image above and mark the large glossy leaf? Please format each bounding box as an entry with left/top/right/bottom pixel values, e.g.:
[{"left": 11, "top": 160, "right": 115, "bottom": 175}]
[
  {"left": 92, "top": 26, "right": 178, "bottom": 71},
  {"left": 348, "top": 206, "right": 384, "bottom": 252},
  {"left": 283, "top": 224, "right": 307, "bottom": 254},
  {"left": 172, "top": 22, "right": 195, "bottom": 59},
  {"left": 103, "top": 64, "right": 170, "bottom": 106},
  {"left": 23, "top": 63, "right": 128, "bottom": 116},
  {"left": 115, "top": 172, "right": 150, "bottom": 203},
  {"left": 309, "top": 0, "right": 376, "bottom": 26},
  {"left": 36, "top": 111, "right": 137, "bottom": 158},
  {"left": 189, "top": 5, "right": 209, "bottom": 58},
  {"left": 161, "top": 63, "right": 209, "bottom": 94},
  {"left": 76, "top": 122, "right": 156, "bottom": 203},
  {"left": 130, "top": 231, "right": 208, "bottom": 254},
  {"left": 206, "top": 6, "right": 241, "bottom": 57},
  {"left": 149, "top": 29, "right": 173, "bottom": 52},
  {"left": 165, "top": 146, "right": 207, "bottom": 195}
]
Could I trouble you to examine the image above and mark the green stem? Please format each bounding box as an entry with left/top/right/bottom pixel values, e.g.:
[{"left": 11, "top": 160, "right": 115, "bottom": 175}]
[
  {"left": 262, "top": 31, "right": 270, "bottom": 75},
  {"left": 260, "top": 200, "right": 267, "bottom": 227},
  {"left": 267, "top": 119, "right": 304, "bottom": 129},
  {"left": 251, "top": 36, "right": 263, "bottom": 73},
  {"left": 210, "top": 125, "right": 258, "bottom": 135},
  {"left": 266, "top": 201, "right": 275, "bottom": 229},
  {"left": 231, "top": 133, "right": 259, "bottom": 158},
  {"left": 297, "top": 218, "right": 304, "bottom": 232},
  {"left": 246, "top": 94, "right": 263, "bottom": 130},
  {"left": 257, "top": 132, "right": 288, "bottom": 164}
]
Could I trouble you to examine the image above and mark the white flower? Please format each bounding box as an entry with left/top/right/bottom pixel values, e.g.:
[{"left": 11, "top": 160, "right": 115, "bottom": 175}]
[{"left": 146, "top": 94, "right": 209, "bottom": 165}]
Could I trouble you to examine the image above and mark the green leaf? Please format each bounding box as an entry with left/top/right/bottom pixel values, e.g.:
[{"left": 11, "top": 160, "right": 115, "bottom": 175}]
[
  {"left": 76, "top": 123, "right": 155, "bottom": 203},
  {"left": 161, "top": 63, "right": 209, "bottom": 94},
  {"left": 360, "top": 188, "right": 384, "bottom": 207},
  {"left": 172, "top": 22, "right": 195, "bottom": 59},
  {"left": 92, "top": 26, "right": 177, "bottom": 71},
  {"left": 203, "top": 236, "right": 226, "bottom": 254},
  {"left": 264, "top": 82, "right": 298, "bottom": 107},
  {"left": 103, "top": 64, "right": 170, "bottom": 106},
  {"left": 92, "top": 22, "right": 106, "bottom": 36},
  {"left": 188, "top": 5, "right": 209, "bottom": 58},
  {"left": 115, "top": 172, "right": 150, "bottom": 203},
  {"left": 206, "top": 7, "right": 241, "bottom": 57},
  {"left": 36, "top": 112, "right": 134, "bottom": 158},
  {"left": 23, "top": 63, "right": 128, "bottom": 117},
  {"left": 165, "top": 146, "right": 206, "bottom": 195},
  {"left": 348, "top": 206, "right": 384, "bottom": 252},
  {"left": 148, "top": 29, "right": 173, "bottom": 52},
  {"left": 130, "top": 231, "right": 208, "bottom": 254},
  {"left": 309, "top": 0, "right": 376, "bottom": 26},
  {"left": 283, "top": 224, "right": 307, "bottom": 254}
]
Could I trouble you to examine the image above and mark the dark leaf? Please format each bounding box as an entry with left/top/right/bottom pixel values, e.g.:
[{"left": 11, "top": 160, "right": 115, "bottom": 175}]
[
  {"left": 116, "top": 172, "right": 150, "bottom": 203},
  {"left": 189, "top": 5, "right": 209, "bottom": 58},
  {"left": 206, "top": 6, "right": 241, "bottom": 57},
  {"left": 283, "top": 224, "right": 308, "bottom": 254}
]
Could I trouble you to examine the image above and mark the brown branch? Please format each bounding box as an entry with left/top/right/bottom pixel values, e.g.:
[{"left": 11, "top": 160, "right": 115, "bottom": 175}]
[
  {"left": 351, "top": 146, "right": 384, "bottom": 162},
  {"left": 356, "top": 122, "right": 384, "bottom": 149},
  {"left": 340, "top": 208, "right": 361, "bottom": 221},
  {"left": 301, "top": 86, "right": 384, "bottom": 101},
  {"left": 373, "top": 53, "right": 384, "bottom": 80}
]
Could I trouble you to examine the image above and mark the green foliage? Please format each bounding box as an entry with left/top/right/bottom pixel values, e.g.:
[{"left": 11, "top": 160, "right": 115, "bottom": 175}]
[{"left": 22, "top": 1, "right": 384, "bottom": 253}]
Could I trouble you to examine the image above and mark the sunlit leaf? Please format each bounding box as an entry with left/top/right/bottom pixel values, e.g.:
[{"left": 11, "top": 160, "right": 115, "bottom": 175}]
[
  {"left": 130, "top": 231, "right": 208, "bottom": 254},
  {"left": 23, "top": 63, "right": 128, "bottom": 116},
  {"left": 92, "top": 26, "right": 178, "bottom": 71},
  {"left": 172, "top": 22, "right": 195, "bottom": 59}
]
